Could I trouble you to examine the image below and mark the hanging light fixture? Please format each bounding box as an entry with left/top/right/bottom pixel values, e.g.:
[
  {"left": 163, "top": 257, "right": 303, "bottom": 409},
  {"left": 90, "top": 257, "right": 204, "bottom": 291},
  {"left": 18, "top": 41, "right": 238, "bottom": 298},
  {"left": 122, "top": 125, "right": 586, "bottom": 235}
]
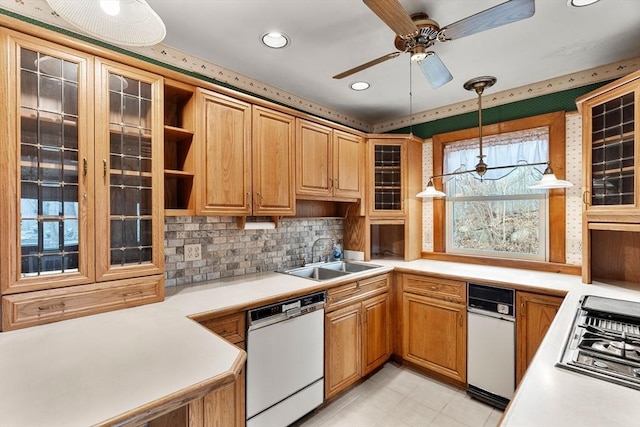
[
  {"left": 46, "top": 0, "right": 166, "bottom": 47},
  {"left": 417, "top": 76, "right": 573, "bottom": 198}
]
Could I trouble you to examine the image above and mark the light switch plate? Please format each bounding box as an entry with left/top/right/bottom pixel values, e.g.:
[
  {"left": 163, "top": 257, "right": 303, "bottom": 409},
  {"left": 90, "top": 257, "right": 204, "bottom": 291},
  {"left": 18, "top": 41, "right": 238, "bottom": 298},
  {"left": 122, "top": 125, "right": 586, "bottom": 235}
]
[{"left": 184, "top": 244, "right": 202, "bottom": 261}]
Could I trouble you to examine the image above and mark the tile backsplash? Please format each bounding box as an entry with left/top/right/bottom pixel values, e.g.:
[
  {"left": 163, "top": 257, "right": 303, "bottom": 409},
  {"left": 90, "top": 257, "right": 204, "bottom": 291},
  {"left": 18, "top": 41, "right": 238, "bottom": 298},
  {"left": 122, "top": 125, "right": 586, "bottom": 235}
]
[{"left": 164, "top": 216, "right": 343, "bottom": 287}]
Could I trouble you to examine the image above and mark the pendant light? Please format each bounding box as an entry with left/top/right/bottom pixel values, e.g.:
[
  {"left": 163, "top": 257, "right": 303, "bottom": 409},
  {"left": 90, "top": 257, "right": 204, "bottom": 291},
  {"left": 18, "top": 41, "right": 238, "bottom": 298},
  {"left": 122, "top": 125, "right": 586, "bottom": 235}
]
[
  {"left": 46, "top": 0, "right": 166, "bottom": 47},
  {"left": 417, "top": 76, "right": 572, "bottom": 198}
]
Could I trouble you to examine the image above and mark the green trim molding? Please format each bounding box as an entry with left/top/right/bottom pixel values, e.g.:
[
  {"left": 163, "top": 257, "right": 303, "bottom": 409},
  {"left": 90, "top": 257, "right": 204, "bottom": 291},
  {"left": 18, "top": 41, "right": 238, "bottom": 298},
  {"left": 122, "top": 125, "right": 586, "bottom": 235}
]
[{"left": 389, "top": 82, "right": 612, "bottom": 139}]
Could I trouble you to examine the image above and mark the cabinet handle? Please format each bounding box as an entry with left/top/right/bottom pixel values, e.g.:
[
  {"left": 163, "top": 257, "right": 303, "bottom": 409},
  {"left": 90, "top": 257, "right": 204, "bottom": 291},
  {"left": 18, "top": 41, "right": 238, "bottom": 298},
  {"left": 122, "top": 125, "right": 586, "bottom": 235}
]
[
  {"left": 256, "top": 192, "right": 262, "bottom": 206},
  {"left": 329, "top": 178, "right": 333, "bottom": 189},
  {"left": 582, "top": 190, "right": 590, "bottom": 206},
  {"left": 245, "top": 192, "right": 250, "bottom": 207},
  {"left": 38, "top": 302, "right": 66, "bottom": 312},
  {"left": 83, "top": 158, "right": 88, "bottom": 177},
  {"left": 429, "top": 285, "right": 438, "bottom": 291},
  {"left": 459, "top": 313, "right": 463, "bottom": 327},
  {"left": 121, "top": 290, "right": 143, "bottom": 298},
  {"left": 103, "top": 159, "right": 107, "bottom": 178},
  {"left": 520, "top": 302, "right": 525, "bottom": 317},
  {"left": 334, "top": 178, "right": 339, "bottom": 188}
]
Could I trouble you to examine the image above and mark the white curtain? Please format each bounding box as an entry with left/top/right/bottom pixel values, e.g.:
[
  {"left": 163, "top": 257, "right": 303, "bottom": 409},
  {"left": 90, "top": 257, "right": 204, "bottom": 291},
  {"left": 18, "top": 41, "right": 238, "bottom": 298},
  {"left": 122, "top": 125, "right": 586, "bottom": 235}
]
[{"left": 444, "top": 126, "right": 549, "bottom": 181}]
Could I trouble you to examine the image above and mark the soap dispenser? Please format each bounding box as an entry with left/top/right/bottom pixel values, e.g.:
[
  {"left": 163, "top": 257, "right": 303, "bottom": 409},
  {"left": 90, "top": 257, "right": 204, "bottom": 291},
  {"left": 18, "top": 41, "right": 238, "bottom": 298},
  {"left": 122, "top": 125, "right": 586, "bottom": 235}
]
[{"left": 333, "top": 242, "right": 342, "bottom": 260}]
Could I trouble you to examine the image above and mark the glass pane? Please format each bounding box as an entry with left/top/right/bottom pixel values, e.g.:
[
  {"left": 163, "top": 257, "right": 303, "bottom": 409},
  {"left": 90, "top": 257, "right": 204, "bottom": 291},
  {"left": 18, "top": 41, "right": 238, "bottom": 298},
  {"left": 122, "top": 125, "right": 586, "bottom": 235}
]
[
  {"left": 20, "top": 48, "right": 37, "bottom": 72},
  {"left": 123, "top": 95, "right": 140, "bottom": 126},
  {"left": 374, "top": 145, "right": 402, "bottom": 210},
  {"left": 19, "top": 48, "right": 81, "bottom": 277},
  {"left": 39, "top": 75, "right": 63, "bottom": 112},
  {"left": 450, "top": 199, "right": 543, "bottom": 256},
  {"left": 42, "top": 220, "right": 60, "bottom": 251},
  {"left": 63, "top": 81, "right": 78, "bottom": 115},
  {"left": 590, "top": 92, "right": 635, "bottom": 205},
  {"left": 20, "top": 70, "right": 38, "bottom": 109},
  {"left": 107, "top": 72, "right": 154, "bottom": 268}
]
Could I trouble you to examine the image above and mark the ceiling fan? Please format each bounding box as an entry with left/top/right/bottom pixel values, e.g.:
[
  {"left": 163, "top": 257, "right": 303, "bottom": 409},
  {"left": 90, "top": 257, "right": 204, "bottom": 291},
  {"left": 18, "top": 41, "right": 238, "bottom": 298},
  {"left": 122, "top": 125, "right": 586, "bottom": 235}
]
[{"left": 333, "top": 0, "right": 535, "bottom": 89}]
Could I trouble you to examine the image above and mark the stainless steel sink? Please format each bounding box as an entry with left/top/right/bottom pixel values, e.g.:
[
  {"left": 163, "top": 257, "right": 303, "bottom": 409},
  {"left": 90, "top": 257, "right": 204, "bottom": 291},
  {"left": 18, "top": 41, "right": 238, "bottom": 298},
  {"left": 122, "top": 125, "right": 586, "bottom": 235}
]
[
  {"left": 282, "top": 261, "right": 383, "bottom": 281},
  {"left": 284, "top": 266, "right": 351, "bottom": 281},
  {"left": 320, "top": 261, "right": 382, "bottom": 273}
]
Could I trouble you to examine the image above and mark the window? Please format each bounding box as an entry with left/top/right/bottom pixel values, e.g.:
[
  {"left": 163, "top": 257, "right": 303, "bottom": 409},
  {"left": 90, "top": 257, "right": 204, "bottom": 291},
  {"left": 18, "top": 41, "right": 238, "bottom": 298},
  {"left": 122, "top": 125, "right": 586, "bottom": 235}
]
[
  {"left": 444, "top": 128, "right": 549, "bottom": 260},
  {"left": 431, "top": 112, "right": 568, "bottom": 267}
]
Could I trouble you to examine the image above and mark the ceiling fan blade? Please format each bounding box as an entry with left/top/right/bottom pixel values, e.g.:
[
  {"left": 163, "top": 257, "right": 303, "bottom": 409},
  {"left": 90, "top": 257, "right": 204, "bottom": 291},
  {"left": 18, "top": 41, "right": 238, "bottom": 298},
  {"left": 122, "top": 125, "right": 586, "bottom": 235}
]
[
  {"left": 333, "top": 52, "right": 401, "bottom": 79},
  {"left": 363, "top": 0, "right": 418, "bottom": 39},
  {"left": 441, "top": 0, "right": 535, "bottom": 40},
  {"left": 418, "top": 52, "right": 453, "bottom": 89}
]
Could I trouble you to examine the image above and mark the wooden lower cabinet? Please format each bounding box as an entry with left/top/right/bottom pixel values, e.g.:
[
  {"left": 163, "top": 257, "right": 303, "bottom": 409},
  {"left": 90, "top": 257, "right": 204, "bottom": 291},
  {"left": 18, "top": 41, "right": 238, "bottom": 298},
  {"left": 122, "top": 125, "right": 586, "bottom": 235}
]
[
  {"left": 516, "top": 291, "right": 564, "bottom": 384},
  {"left": 325, "top": 303, "right": 362, "bottom": 397},
  {"left": 151, "top": 312, "right": 246, "bottom": 427},
  {"left": 402, "top": 293, "right": 466, "bottom": 383},
  {"left": 324, "top": 277, "right": 391, "bottom": 399}
]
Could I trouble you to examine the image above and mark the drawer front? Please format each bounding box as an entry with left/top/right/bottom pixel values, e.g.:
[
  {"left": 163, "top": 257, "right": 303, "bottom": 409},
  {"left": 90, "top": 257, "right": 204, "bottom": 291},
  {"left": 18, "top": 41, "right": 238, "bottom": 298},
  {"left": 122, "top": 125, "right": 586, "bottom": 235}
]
[
  {"left": 199, "top": 312, "right": 246, "bottom": 344},
  {"left": 326, "top": 274, "right": 389, "bottom": 311},
  {"left": 2, "top": 275, "right": 164, "bottom": 331},
  {"left": 402, "top": 274, "right": 465, "bottom": 303}
]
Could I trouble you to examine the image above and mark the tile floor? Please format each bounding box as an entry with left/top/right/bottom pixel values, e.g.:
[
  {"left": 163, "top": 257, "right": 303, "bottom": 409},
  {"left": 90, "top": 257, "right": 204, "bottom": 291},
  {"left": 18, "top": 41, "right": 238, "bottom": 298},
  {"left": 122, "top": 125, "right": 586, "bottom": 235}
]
[{"left": 295, "top": 363, "right": 503, "bottom": 427}]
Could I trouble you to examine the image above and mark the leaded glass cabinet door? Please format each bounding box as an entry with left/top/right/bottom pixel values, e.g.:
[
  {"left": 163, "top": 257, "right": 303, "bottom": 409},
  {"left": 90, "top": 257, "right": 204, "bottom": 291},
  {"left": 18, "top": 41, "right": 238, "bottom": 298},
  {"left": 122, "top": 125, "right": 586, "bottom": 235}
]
[
  {"left": 580, "top": 74, "right": 640, "bottom": 222},
  {"left": 368, "top": 140, "right": 405, "bottom": 217},
  {"left": 0, "top": 32, "right": 94, "bottom": 294},
  {"left": 94, "top": 60, "right": 164, "bottom": 282}
]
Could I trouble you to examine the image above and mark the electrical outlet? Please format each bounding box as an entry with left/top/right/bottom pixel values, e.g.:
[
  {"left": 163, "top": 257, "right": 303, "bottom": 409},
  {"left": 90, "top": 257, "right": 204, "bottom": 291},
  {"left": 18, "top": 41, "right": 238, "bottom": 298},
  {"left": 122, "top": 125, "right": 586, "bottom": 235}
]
[{"left": 184, "top": 244, "right": 202, "bottom": 261}]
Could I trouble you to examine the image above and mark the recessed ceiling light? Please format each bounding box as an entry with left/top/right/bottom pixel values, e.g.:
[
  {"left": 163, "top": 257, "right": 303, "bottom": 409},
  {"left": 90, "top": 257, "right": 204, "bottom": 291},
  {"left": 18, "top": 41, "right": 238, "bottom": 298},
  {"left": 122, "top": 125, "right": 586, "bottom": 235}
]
[
  {"left": 261, "top": 32, "right": 289, "bottom": 49},
  {"left": 566, "top": 0, "right": 600, "bottom": 6},
  {"left": 350, "top": 81, "right": 370, "bottom": 91}
]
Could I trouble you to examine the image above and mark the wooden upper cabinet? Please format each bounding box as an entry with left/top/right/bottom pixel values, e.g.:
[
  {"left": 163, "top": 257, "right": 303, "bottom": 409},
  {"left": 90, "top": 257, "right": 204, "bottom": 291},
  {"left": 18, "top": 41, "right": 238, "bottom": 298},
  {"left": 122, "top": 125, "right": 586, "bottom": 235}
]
[
  {"left": 577, "top": 69, "right": 640, "bottom": 223},
  {"left": 333, "top": 130, "right": 363, "bottom": 199},
  {"left": 0, "top": 30, "right": 95, "bottom": 294},
  {"left": 516, "top": 291, "right": 563, "bottom": 384},
  {"left": 296, "top": 118, "right": 363, "bottom": 201},
  {"left": 296, "top": 119, "right": 332, "bottom": 197},
  {"left": 93, "top": 59, "right": 165, "bottom": 282},
  {"left": 0, "top": 31, "right": 164, "bottom": 330},
  {"left": 196, "top": 89, "right": 252, "bottom": 215},
  {"left": 252, "top": 105, "right": 295, "bottom": 215}
]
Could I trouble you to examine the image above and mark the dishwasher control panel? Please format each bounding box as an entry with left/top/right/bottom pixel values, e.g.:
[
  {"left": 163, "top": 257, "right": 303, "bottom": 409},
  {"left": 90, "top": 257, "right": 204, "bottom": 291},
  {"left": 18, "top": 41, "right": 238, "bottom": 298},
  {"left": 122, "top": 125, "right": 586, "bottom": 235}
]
[
  {"left": 468, "top": 283, "right": 515, "bottom": 318},
  {"left": 249, "top": 291, "right": 326, "bottom": 324}
]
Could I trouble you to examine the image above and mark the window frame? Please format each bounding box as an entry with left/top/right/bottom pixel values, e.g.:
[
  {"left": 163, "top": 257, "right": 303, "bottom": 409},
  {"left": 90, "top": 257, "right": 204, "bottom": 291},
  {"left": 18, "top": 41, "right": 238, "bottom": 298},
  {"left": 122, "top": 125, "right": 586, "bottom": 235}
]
[{"left": 430, "top": 111, "right": 568, "bottom": 268}]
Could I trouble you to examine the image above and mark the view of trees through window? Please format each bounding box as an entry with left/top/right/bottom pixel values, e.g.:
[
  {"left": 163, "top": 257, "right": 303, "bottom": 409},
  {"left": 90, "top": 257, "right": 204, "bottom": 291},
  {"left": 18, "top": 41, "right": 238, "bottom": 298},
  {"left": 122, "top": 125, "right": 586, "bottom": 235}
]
[{"left": 444, "top": 128, "right": 549, "bottom": 260}]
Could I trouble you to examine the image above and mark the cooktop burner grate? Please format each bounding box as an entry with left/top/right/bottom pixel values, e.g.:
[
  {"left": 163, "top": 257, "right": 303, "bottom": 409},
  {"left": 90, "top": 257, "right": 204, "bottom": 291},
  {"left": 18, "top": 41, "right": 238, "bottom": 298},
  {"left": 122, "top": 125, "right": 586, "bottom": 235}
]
[
  {"left": 556, "top": 295, "right": 640, "bottom": 391},
  {"left": 585, "top": 315, "right": 640, "bottom": 336}
]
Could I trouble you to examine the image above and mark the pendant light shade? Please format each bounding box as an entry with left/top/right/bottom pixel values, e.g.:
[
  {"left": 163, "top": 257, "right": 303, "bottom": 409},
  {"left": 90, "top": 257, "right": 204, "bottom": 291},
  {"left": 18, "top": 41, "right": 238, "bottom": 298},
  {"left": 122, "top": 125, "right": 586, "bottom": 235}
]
[
  {"left": 416, "top": 178, "right": 446, "bottom": 198},
  {"left": 46, "top": 0, "right": 166, "bottom": 47},
  {"left": 528, "top": 165, "right": 574, "bottom": 189}
]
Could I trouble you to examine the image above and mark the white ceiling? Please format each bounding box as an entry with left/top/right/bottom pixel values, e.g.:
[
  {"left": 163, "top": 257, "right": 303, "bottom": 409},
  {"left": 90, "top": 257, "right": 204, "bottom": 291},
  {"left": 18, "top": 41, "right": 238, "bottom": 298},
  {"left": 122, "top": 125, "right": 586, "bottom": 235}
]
[{"left": 145, "top": 0, "right": 640, "bottom": 126}]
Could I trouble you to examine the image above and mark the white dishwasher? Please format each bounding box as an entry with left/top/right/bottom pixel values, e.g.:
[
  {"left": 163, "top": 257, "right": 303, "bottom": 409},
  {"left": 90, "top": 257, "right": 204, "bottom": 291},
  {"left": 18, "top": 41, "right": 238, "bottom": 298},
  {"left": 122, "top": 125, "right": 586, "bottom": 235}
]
[
  {"left": 467, "top": 283, "right": 515, "bottom": 410},
  {"left": 246, "top": 291, "right": 325, "bottom": 427}
]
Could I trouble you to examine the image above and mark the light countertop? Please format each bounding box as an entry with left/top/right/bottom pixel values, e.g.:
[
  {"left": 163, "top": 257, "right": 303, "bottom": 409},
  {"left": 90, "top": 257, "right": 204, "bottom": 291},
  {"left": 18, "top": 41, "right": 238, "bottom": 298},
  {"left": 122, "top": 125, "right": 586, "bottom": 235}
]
[{"left": 1, "top": 260, "right": 639, "bottom": 426}]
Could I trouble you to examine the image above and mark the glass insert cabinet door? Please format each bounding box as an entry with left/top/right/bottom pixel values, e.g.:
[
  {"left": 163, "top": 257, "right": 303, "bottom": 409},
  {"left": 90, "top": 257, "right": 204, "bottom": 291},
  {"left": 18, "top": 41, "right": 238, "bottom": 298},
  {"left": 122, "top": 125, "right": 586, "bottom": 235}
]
[
  {"left": 369, "top": 141, "right": 404, "bottom": 215},
  {"left": 588, "top": 90, "right": 635, "bottom": 207},
  {"left": 1, "top": 35, "right": 94, "bottom": 293},
  {"left": 94, "top": 60, "right": 164, "bottom": 282}
]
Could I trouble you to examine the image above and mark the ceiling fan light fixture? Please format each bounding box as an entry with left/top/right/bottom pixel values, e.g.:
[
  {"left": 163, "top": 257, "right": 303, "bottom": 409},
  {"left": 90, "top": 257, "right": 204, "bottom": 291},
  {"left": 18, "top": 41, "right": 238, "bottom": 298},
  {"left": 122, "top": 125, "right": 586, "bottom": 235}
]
[
  {"left": 261, "top": 32, "right": 290, "bottom": 49},
  {"left": 567, "top": 0, "right": 601, "bottom": 7},
  {"left": 45, "top": 0, "right": 166, "bottom": 47},
  {"left": 350, "top": 81, "right": 370, "bottom": 91},
  {"left": 410, "top": 46, "right": 428, "bottom": 62}
]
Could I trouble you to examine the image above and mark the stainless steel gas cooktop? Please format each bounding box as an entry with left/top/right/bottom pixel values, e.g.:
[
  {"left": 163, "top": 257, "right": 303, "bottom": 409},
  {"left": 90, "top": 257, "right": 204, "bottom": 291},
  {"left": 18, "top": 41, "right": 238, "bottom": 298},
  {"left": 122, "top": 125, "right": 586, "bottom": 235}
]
[{"left": 557, "top": 295, "right": 640, "bottom": 390}]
